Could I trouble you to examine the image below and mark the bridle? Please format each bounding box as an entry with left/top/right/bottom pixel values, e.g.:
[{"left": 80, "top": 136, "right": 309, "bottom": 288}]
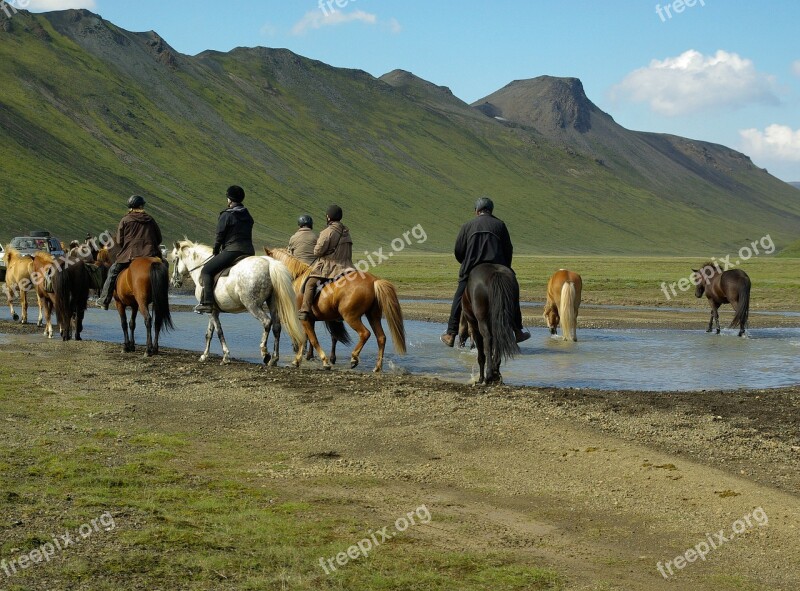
[{"left": 171, "top": 249, "right": 212, "bottom": 287}]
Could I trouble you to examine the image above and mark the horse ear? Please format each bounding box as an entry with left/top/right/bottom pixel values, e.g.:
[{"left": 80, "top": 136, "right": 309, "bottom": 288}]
[
  {"left": 692, "top": 269, "right": 699, "bottom": 273},
  {"left": 264, "top": 247, "right": 271, "bottom": 255}
]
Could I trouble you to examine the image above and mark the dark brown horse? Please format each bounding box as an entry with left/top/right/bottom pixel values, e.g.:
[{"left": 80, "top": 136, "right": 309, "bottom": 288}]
[
  {"left": 31, "top": 252, "right": 90, "bottom": 340},
  {"left": 265, "top": 248, "right": 406, "bottom": 372},
  {"left": 543, "top": 269, "right": 582, "bottom": 341},
  {"left": 461, "top": 263, "right": 520, "bottom": 385},
  {"left": 114, "top": 257, "right": 174, "bottom": 356},
  {"left": 693, "top": 263, "right": 751, "bottom": 337}
]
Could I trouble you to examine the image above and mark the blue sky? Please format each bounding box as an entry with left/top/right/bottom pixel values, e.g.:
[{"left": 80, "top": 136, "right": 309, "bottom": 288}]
[{"left": 20, "top": 0, "right": 800, "bottom": 181}]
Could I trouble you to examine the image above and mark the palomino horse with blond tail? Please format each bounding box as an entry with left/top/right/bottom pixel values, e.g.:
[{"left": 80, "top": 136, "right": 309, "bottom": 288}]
[
  {"left": 3, "top": 245, "right": 43, "bottom": 326},
  {"left": 171, "top": 240, "right": 304, "bottom": 365},
  {"left": 543, "top": 269, "right": 582, "bottom": 341},
  {"left": 265, "top": 248, "right": 406, "bottom": 372}
]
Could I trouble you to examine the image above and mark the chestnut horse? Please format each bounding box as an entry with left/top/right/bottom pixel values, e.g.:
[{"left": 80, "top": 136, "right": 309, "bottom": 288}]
[
  {"left": 3, "top": 245, "right": 43, "bottom": 326},
  {"left": 461, "top": 263, "right": 520, "bottom": 385},
  {"left": 114, "top": 257, "right": 174, "bottom": 355},
  {"left": 543, "top": 269, "right": 582, "bottom": 341},
  {"left": 31, "top": 252, "right": 90, "bottom": 340},
  {"left": 693, "top": 263, "right": 750, "bottom": 336},
  {"left": 265, "top": 248, "right": 406, "bottom": 372}
]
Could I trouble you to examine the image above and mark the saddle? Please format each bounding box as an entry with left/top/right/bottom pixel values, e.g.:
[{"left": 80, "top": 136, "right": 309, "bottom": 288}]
[
  {"left": 212, "top": 255, "right": 251, "bottom": 287},
  {"left": 302, "top": 269, "right": 357, "bottom": 302}
]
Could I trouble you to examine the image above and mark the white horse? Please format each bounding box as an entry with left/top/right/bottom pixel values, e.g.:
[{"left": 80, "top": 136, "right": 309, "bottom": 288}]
[{"left": 170, "top": 240, "right": 304, "bottom": 365}]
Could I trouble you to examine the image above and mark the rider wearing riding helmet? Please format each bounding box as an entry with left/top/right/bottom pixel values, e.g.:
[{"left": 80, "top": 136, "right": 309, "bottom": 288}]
[
  {"left": 97, "top": 195, "right": 163, "bottom": 310},
  {"left": 298, "top": 204, "right": 353, "bottom": 321},
  {"left": 440, "top": 196, "right": 530, "bottom": 346},
  {"left": 288, "top": 214, "right": 318, "bottom": 266},
  {"left": 193, "top": 185, "right": 255, "bottom": 314}
]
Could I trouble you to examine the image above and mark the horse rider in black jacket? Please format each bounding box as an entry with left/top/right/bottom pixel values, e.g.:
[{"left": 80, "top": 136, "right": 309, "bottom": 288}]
[
  {"left": 193, "top": 185, "right": 255, "bottom": 313},
  {"left": 440, "top": 197, "right": 530, "bottom": 346}
]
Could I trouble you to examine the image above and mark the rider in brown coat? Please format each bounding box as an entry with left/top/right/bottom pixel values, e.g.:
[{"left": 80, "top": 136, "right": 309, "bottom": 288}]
[
  {"left": 298, "top": 205, "right": 353, "bottom": 320},
  {"left": 97, "top": 195, "right": 163, "bottom": 309}
]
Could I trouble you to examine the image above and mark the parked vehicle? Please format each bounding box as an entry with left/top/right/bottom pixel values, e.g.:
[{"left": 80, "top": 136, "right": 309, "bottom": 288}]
[{"left": 9, "top": 231, "right": 66, "bottom": 261}]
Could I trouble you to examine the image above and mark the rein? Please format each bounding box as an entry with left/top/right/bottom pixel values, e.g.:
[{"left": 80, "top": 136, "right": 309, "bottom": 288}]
[{"left": 187, "top": 255, "right": 213, "bottom": 273}]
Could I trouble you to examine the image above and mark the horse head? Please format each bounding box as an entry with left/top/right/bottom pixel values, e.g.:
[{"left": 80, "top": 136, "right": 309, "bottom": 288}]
[
  {"left": 543, "top": 302, "right": 559, "bottom": 335},
  {"left": 693, "top": 263, "right": 718, "bottom": 298}
]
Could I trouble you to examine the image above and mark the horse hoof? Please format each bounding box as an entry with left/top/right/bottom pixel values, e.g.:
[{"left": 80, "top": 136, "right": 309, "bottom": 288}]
[
  {"left": 330, "top": 357, "right": 337, "bottom": 365},
  {"left": 268, "top": 358, "right": 279, "bottom": 367},
  {"left": 716, "top": 330, "right": 721, "bottom": 335},
  {"left": 291, "top": 360, "right": 300, "bottom": 368},
  {"left": 322, "top": 363, "right": 332, "bottom": 371},
  {"left": 75, "top": 336, "right": 82, "bottom": 341},
  {"left": 199, "top": 355, "right": 208, "bottom": 362},
  {"left": 12, "top": 313, "right": 19, "bottom": 321},
  {"left": 373, "top": 366, "right": 381, "bottom": 373},
  {"left": 221, "top": 358, "right": 231, "bottom": 366},
  {"left": 263, "top": 354, "right": 272, "bottom": 365},
  {"left": 350, "top": 359, "right": 359, "bottom": 369}
]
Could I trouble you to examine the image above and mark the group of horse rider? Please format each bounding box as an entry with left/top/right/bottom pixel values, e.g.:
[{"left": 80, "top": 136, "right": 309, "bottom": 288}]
[{"left": 94, "top": 188, "right": 531, "bottom": 343}]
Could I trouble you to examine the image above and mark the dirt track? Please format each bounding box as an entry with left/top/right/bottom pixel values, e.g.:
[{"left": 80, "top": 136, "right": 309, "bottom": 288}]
[{"left": 1, "top": 311, "right": 798, "bottom": 590}]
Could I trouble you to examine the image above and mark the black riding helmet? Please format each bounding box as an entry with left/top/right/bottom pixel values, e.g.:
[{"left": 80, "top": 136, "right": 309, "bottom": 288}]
[
  {"left": 227, "top": 185, "right": 245, "bottom": 203},
  {"left": 475, "top": 196, "right": 494, "bottom": 213},
  {"left": 298, "top": 214, "right": 313, "bottom": 229},
  {"left": 127, "top": 195, "right": 146, "bottom": 209},
  {"left": 326, "top": 204, "right": 343, "bottom": 221}
]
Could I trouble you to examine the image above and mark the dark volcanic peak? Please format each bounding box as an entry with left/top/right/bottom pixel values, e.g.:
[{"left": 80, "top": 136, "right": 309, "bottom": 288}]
[{"left": 472, "top": 75, "right": 609, "bottom": 133}]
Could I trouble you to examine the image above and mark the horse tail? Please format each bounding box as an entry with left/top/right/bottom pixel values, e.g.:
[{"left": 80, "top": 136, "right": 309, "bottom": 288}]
[
  {"left": 560, "top": 281, "right": 577, "bottom": 341},
  {"left": 325, "top": 320, "right": 352, "bottom": 345},
  {"left": 374, "top": 279, "right": 406, "bottom": 354},
  {"left": 489, "top": 271, "right": 520, "bottom": 361},
  {"left": 269, "top": 260, "right": 305, "bottom": 349},
  {"left": 150, "top": 260, "right": 174, "bottom": 333},
  {"left": 730, "top": 275, "right": 751, "bottom": 332}
]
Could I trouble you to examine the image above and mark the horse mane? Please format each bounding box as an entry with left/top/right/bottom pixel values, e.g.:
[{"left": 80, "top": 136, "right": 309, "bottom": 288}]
[
  {"left": 4, "top": 244, "right": 22, "bottom": 263},
  {"left": 698, "top": 261, "right": 721, "bottom": 275},
  {"left": 265, "top": 247, "right": 311, "bottom": 281},
  {"left": 96, "top": 248, "right": 112, "bottom": 266},
  {"left": 33, "top": 251, "right": 55, "bottom": 266},
  {"left": 176, "top": 238, "right": 212, "bottom": 257}
]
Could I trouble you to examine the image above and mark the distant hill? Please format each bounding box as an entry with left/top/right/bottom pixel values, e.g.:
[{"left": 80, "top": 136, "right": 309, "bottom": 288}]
[
  {"left": 1, "top": 10, "right": 799, "bottom": 254},
  {"left": 790, "top": 182, "right": 800, "bottom": 190},
  {"left": 778, "top": 238, "right": 800, "bottom": 257}
]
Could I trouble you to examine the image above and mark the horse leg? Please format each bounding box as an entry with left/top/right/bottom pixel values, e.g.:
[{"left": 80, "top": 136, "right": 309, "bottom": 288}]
[
  {"left": 20, "top": 288, "right": 27, "bottom": 324},
  {"left": 713, "top": 303, "right": 721, "bottom": 334},
  {"left": 117, "top": 305, "right": 131, "bottom": 352},
  {"left": 343, "top": 313, "right": 371, "bottom": 370},
  {"left": 330, "top": 336, "right": 338, "bottom": 365},
  {"left": 480, "top": 319, "right": 497, "bottom": 384},
  {"left": 264, "top": 298, "right": 280, "bottom": 367},
  {"left": 35, "top": 292, "right": 44, "bottom": 327},
  {"left": 472, "top": 321, "right": 486, "bottom": 385},
  {"left": 128, "top": 306, "right": 138, "bottom": 352},
  {"left": 706, "top": 305, "right": 715, "bottom": 333},
  {"left": 141, "top": 302, "right": 154, "bottom": 357},
  {"left": 212, "top": 312, "right": 231, "bottom": 365},
  {"left": 75, "top": 306, "right": 84, "bottom": 341},
  {"left": 41, "top": 296, "right": 53, "bottom": 339},
  {"left": 246, "top": 301, "right": 274, "bottom": 366},
  {"left": 298, "top": 321, "right": 330, "bottom": 369},
  {"left": 200, "top": 317, "right": 215, "bottom": 362},
  {"left": 366, "top": 305, "right": 387, "bottom": 373}
]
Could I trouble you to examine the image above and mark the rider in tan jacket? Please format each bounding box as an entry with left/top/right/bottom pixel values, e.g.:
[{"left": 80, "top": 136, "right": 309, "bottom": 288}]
[{"left": 298, "top": 205, "right": 353, "bottom": 320}]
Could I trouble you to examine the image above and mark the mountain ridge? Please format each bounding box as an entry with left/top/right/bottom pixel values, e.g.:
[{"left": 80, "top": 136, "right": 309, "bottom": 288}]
[{"left": 1, "top": 9, "right": 798, "bottom": 254}]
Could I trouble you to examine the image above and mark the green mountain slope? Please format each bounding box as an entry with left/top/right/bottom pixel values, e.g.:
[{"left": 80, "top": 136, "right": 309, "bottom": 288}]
[{"left": 1, "top": 9, "right": 799, "bottom": 254}]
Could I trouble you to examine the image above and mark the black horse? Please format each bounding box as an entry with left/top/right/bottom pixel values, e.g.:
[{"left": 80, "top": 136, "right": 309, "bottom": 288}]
[
  {"left": 461, "top": 263, "right": 521, "bottom": 385},
  {"left": 693, "top": 263, "right": 751, "bottom": 337},
  {"left": 53, "top": 259, "right": 91, "bottom": 341}
]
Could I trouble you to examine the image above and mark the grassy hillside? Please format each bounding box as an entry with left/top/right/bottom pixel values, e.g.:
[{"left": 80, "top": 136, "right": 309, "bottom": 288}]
[
  {"left": 779, "top": 238, "right": 800, "bottom": 257},
  {"left": 1, "top": 10, "right": 799, "bottom": 255}
]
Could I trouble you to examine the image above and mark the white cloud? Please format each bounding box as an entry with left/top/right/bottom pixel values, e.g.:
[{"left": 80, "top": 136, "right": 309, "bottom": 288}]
[
  {"left": 793, "top": 60, "right": 800, "bottom": 77},
  {"left": 612, "top": 50, "right": 779, "bottom": 116},
  {"left": 291, "top": 9, "right": 378, "bottom": 36},
  {"left": 740, "top": 124, "right": 800, "bottom": 162},
  {"left": 259, "top": 23, "right": 278, "bottom": 38},
  {"left": 16, "top": 0, "right": 96, "bottom": 9},
  {"left": 387, "top": 18, "right": 402, "bottom": 34}
]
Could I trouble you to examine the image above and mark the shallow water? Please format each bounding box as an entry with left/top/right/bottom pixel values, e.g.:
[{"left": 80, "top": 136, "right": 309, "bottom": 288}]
[{"left": 1, "top": 304, "right": 798, "bottom": 391}]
